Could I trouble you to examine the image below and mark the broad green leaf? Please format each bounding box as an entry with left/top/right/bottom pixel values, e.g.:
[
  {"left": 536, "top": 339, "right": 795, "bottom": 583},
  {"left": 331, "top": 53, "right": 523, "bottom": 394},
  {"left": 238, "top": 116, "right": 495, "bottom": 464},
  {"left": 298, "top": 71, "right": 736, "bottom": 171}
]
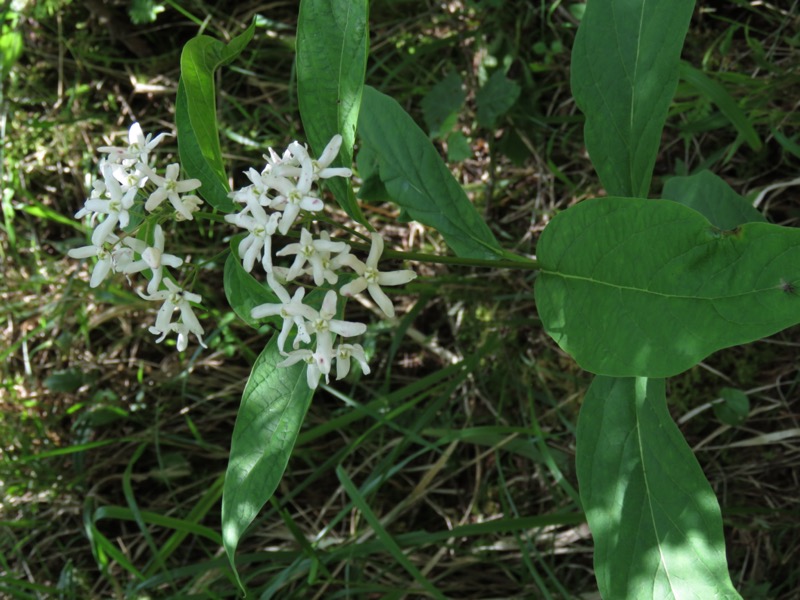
[
  {"left": 296, "top": 0, "right": 367, "bottom": 224},
  {"left": 358, "top": 85, "right": 508, "bottom": 260},
  {"left": 576, "top": 377, "right": 741, "bottom": 599},
  {"left": 475, "top": 70, "right": 520, "bottom": 129},
  {"left": 679, "top": 62, "right": 762, "bottom": 151},
  {"left": 570, "top": 0, "right": 694, "bottom": 197},
  {"left": 223, "top": 236, "right": 279, "bottom": 329},
  {"left": 535, "top": 197, "right": 800, "bottom": 377},
  {"left": 714, "top": 387, "right": 750, "bottom": 426},
  {"left": 662, "top": 170, "right": 765, "bottom": 231},
  {"left": 222, "top": 336, "right": 314, "bottom": 589},
  {"left": 176, "top": 21, "right": 256, "bottom": 211},
  {"left": 422, "top": 72, "right": 466, "bottom": 138},
  {"left": 356, "top": 143, "right": 392, "bottom": 203}
]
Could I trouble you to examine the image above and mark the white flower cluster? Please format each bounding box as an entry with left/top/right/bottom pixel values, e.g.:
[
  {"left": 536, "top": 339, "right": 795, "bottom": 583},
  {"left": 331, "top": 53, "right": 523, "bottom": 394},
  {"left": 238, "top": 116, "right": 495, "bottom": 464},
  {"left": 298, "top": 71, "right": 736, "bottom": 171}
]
[
  {"left": 226, "top": 135, "right": 417, "bottom": 389},
  {"left": 69, "top": 123, "right": 207, "bottom": 352}
]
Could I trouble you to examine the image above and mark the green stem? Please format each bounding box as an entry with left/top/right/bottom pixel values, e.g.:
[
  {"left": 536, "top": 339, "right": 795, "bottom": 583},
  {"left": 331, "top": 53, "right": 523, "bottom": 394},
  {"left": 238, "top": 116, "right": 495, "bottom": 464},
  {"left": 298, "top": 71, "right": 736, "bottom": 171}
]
[
  {"left": 384, "top": 248, "right": 539, "bottom": 270},
  {"left": 194, "top": 210, "right": 230, "bottom": 223},
  {"left": 205, "top": 212, "right": 538, "bottom": 270}
]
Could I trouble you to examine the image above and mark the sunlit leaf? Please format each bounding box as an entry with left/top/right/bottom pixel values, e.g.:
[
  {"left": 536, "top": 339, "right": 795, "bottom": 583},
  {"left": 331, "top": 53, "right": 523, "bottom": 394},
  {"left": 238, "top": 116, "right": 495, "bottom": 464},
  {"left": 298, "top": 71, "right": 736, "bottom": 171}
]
[
  {"left": 222, "top": 337, "right": 313, "bottom": 590},
  {"left": 576, "top": 377, "right": 741, "bottom": 599},
  {"left": 535, "top": 197, "right": 800, "bottom": 377}
]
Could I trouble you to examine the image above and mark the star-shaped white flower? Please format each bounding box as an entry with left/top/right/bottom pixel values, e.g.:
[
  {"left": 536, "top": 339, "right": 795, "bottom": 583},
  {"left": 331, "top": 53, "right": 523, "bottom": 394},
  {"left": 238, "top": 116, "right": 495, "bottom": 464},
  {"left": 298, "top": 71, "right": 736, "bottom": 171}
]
[
  {"left": 68, "top": 234, "right": 120, "bottom": 288},
  {"left": 116, "top": 224, "right": 184, "bottom": 294},
  {"left": 339, "top": 232, "right": 417, "bottom": 318},
  {"left": 138, "top": 163, "right": 202, "bottom": 220},
  {"left": 77, "top": 164, "right": 138, "bottom": 246},
  {"left": 250, "top": 275, "right": 313, "bottom": 353},
  {"left": 262, "top": 145, "right": 294, "bottom": 174},
  {"left": 140, "top": 279, "right": 206, "bottom": 350},
  {"left": 243, "top": 167, "right": 279, "bottom": 208},
  {"left": 274, "top": 136, "right": 352, "bottom": 180},
  {"left": 97, "top": 122, "right": 171, "bottom": 165},
  {"left": 335, "top": 343, "right": 370, "bottom": 380},
  {"left": 276, "top": 228, "right": 349, "bottom": 284},
  {"left": 75, "top": 177, "right": 108, "bottom": 222},
  {"left": 288, "top": 290, "right": 367, "bottom": 377},
  {"left": 277, "top": 349, "right": 325, "bottom": 389},
  {"left": 262, "top": 147, "right": 324, "bottom": 234},
  {"left": 225, "top": 204, "right": 281, "bottom": 273}
]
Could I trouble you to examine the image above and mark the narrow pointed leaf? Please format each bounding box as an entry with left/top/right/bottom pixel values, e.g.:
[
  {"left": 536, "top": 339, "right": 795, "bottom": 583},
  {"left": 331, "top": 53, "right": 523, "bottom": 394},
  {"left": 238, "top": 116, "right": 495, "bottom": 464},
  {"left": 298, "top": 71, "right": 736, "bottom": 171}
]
[
  {"left": 176, "top": 22, "right": 256, "bottom": 211},
  {"left": 571, "top": 0, "right": 694, "bottom": 197},
  {"left": 222, "top": 337, "right": 313, "bottom": 588},
  {"left": 358, "top": 85, "right": 509, "bottom": 260},
  {"left": 297, "top": 0, "right": 367, "bottom": 224},
  {"left": 679, "top": 62, "right": 762, "bottom": 151},
  {"left": 535, "top": 197, "right": 800, "bottom": 377},
  {"left": 662, "top": 169, "right": 765, "bottom": 231},
  {"left": 576, "top": 376, "right": 741, "bottom": 599}
]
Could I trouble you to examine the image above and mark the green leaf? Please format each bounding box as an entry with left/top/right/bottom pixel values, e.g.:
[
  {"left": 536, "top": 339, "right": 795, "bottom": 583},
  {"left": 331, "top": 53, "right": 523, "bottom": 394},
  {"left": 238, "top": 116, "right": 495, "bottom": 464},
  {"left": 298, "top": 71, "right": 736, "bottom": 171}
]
[
  {"left": 44, "top": 368, "right": 85, "bottom": 392},
  {"left": 446, "top": 131, "right": 472, "bottom": 162},
  {"left": 356, "top": 143, "right": 392, "bottom": 203},
  {"left": 714, "top": 387, "right": 750, "bottom": 426},
  {"left": 0, "top": 27, "right": 22, "bottom": 75},
  {"left": 222, "top": 337, "right": 314, "bottom": 590},
  {"left": 223, "top": 236, "right": 279, "bottom": 329},
  {"left": 475, "top": 70, "right": 520, "bottom": 129},
  {"left": 358, "top": 85, "right": 507, "bottom": 260},
  {"left": 296, "top": 0, "right": 367, "bottom": 224},
  {"left": 576, "top": 377, "right": 741, "bottom": 599},
  {"left": 771, "top": 128, "right": 800, "bottom": 161},
  {"left": 679, "top": 62, "right": 762, "bottom": 152},
  {"left": 176, "top": 21, "right": 256, "bottom": 211},
  {"left": 662, "top": 169, "right": 765, "bottom": 231},
  {"left": 422, "top": 72, "right": 466, "bottom": 138},
  {"left": 535, "top": 197, "right": 800, "bottom": 377},
  {"left": 570, "top": 0, "right": 694, "bottom": 197}
]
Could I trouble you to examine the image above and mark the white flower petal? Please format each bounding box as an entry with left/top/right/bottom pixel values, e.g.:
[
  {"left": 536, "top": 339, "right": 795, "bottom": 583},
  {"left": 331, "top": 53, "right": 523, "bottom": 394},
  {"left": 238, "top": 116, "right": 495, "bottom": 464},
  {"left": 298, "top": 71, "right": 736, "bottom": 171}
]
[
  {"left": 317, "top": 134, "right": 342, "bottom": 168},
  {"left": 367, "top": 232, "right": 384, "bottom": 267},
  {"left": 339, "top": 278, "right": 368, "bottom": 297},
  {"left": 251, "top": 303, "right": 282, "bottom": 319},
  {"left": 368, "top": 283, "right": 395, "bottom": 318},
  {"left": 329, "top": 319, "right": 367, "bottom": 338},
  {"left": 378, "top": 269, "right": 417, "bottom": 287},
  {"left": 68, "top": 245, "right": 100, "bottom": 259},
  {"left": 89, "top": 257, "right": 112, "bottom": 288}
]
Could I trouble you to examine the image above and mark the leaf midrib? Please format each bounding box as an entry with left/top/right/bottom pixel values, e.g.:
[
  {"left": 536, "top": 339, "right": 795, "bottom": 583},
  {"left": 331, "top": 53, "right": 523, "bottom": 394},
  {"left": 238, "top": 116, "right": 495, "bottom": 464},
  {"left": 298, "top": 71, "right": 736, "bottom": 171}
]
[{"left": 540, "top": 270, "right": 772, "bottom": 301}]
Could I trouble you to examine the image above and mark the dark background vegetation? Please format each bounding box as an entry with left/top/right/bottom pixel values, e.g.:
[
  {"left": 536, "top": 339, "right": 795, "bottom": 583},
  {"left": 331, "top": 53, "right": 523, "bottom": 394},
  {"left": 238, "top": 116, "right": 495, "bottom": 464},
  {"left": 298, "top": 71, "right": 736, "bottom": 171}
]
[{"left": 1, "top": 0, "right": 799, "bottom": 598}]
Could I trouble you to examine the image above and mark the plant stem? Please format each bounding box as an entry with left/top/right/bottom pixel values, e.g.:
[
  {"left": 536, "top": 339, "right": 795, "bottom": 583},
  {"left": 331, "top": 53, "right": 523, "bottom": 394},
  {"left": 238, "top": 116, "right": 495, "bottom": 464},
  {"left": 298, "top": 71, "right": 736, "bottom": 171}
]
[{"left": 384, "top": 248, "right": 539, "bottom": 270}]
